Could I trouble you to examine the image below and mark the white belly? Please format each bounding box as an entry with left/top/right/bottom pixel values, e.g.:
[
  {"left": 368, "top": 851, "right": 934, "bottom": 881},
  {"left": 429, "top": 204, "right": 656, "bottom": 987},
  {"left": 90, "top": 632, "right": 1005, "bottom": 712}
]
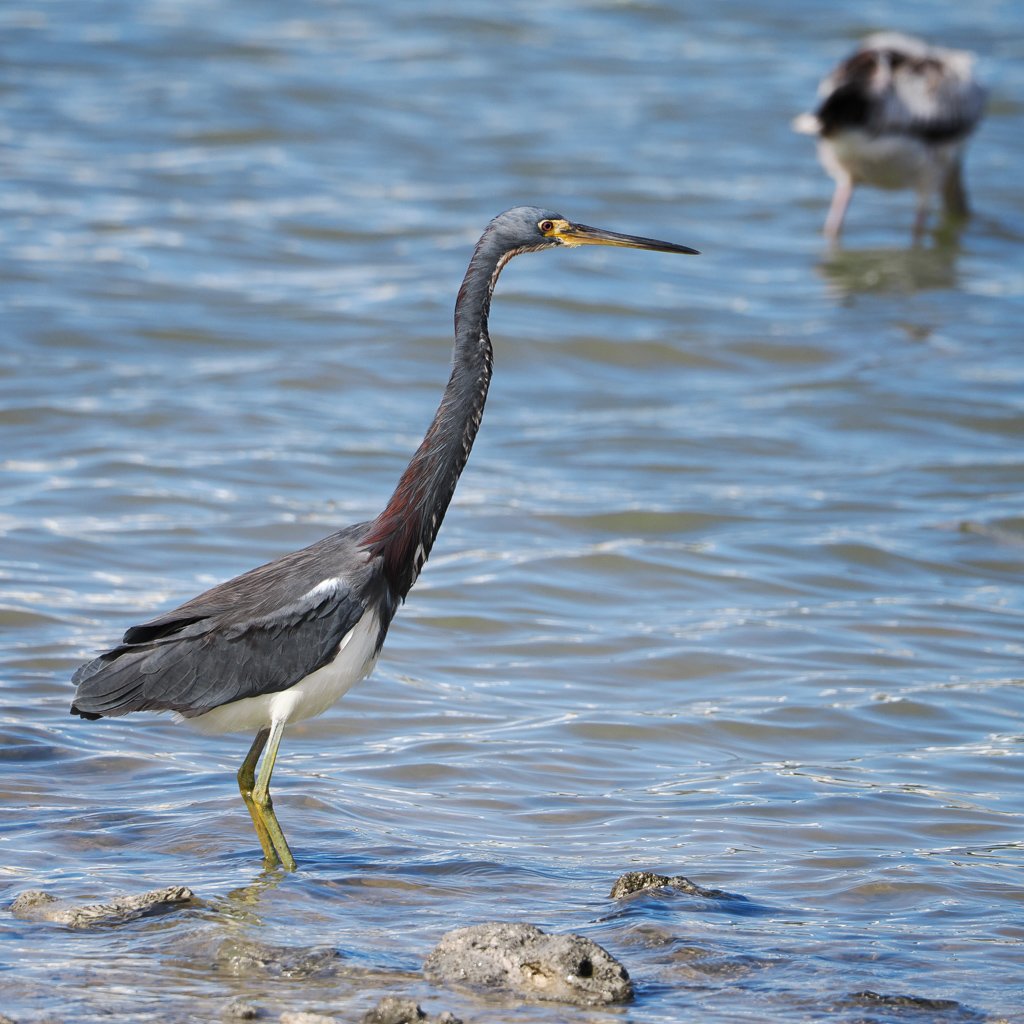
[
  {"left": 185, "top": 608, "right": 382, "bottom": 735},
  {"left": 821, "top": 131, "right": 955, "bottom": 193}
]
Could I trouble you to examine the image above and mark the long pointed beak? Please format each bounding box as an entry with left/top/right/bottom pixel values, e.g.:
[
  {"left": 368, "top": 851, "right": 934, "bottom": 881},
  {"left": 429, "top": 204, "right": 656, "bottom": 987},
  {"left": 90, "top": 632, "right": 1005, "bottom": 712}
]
[{"left": 555, "top": 222, "right": 699, "bottom": 255}]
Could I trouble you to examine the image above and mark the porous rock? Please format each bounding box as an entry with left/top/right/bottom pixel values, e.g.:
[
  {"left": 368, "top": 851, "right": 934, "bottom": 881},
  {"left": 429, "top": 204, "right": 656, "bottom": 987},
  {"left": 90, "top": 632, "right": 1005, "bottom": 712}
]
[
  {"left": 609, "top": 870, "right": 728, "bottom": 900},
  {"left": 423, "top": 921, "right": 632, "bottom": 1006},
  {"left": 216, "top": 938, "right": 343, "bottom": 979},
  {"left": 10, "top": 886, "right": 195, "bottom": 927}
]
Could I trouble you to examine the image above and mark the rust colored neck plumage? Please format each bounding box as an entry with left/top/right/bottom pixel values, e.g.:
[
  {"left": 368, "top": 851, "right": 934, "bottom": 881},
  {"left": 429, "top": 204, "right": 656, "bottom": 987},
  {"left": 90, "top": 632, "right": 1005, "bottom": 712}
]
[{"left": 363, "top": 234, "right": 512, "bottom": 599}]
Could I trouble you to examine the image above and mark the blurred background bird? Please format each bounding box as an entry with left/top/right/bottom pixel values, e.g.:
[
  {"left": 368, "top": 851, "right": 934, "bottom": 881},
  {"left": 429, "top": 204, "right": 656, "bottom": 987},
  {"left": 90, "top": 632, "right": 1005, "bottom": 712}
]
[{"left": 794, "top": 32, "right": 986, "bottom": 241}]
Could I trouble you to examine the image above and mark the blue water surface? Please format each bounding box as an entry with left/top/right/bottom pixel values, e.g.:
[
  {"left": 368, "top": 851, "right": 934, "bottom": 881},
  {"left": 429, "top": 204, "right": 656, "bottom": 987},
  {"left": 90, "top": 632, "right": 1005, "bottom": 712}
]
[{"left": 1, "top": 1, "right": 1023, "bottom": 1021}]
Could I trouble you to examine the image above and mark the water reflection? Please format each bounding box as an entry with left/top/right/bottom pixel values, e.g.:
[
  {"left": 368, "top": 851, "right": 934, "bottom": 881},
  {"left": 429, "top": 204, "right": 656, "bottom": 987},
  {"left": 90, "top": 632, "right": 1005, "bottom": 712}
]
[
  {"left": 212, "top": 868, "right": 287, "bottom": 926},
  {"left": 819, "top": 240, "right": 961, "bottom": 296}
]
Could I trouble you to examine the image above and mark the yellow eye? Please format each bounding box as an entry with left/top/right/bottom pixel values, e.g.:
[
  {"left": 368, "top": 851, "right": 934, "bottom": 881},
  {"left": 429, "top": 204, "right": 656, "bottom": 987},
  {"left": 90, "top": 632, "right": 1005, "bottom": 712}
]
[{"left": 539, "top": 220, "right": 554, "bottom": 233}]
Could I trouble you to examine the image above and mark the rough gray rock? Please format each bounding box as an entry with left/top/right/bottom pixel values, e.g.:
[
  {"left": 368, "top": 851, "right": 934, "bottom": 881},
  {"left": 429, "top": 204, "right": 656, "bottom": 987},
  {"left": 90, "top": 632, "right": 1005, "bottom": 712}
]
[
  {"left": 9, "top": 886, "right": 195, "bottom": 927},
  {"left": 279, "top": 1014, "right": 337, "bottom": 1024},
  {"left": 423, "top": 921, "right": 632, "bottom": 1006},
  {"left": 216, "top": 938, "right": 343, "bottom": 979},
  {"left": 609, "top": 870, "right": 728, "bottom": 900},
  {"left": 359, "top": 997, "right": 461, "bottom": 1024}
]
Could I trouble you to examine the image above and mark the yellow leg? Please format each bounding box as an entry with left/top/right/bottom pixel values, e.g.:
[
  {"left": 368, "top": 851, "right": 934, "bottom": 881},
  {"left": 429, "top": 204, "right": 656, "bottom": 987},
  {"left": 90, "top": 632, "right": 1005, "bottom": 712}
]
[
  {"left": 237, "top": 728, "right": 279, "bottom": 869},
  {"left": 251, "top": 719, "right": 297, "bottom": 872}
]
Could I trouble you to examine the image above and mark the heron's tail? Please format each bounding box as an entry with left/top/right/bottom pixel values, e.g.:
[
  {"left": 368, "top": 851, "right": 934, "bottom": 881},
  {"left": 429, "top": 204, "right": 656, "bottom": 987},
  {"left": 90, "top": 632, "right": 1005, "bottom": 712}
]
[{"left": 71, "top": 650, "right": 149, "bottom": 719}]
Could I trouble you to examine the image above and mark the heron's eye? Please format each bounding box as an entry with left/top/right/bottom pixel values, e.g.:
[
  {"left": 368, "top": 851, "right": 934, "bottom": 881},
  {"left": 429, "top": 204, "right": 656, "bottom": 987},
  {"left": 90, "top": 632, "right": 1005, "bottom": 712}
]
[{"left": 539, "top": 220, "right": 554, "bottom": 233}]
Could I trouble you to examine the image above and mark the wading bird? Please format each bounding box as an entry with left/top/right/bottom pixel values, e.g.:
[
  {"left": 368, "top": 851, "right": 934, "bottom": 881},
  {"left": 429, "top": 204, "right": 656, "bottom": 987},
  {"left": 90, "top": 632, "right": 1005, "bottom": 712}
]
[
  {"left": 71, "top": 207, "right": 698, "bottom": 870},
  {"left": 793, "top": 32, "right": 986, "bottom": 240}
]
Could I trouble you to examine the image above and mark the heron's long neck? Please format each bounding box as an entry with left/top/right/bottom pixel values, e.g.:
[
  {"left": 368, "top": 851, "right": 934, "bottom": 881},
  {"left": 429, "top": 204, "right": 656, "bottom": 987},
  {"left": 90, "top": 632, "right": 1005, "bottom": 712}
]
[{"left": 365, "top": 237, "right": 511, "bottom": 598}]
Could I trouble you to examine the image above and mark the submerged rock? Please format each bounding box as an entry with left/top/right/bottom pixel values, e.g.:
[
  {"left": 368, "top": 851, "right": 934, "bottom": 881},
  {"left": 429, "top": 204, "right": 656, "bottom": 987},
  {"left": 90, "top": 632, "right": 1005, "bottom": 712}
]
[
  {"left": 845, "top": 990, "right": 967, "bottom": 1013},
  {"left": 224, "top": 998, "right": 262, "bottom": 1019},
  {"left": 10, "top": 886, "right": 195, "bottom": 928},
  {"left": 609, "top": 870, "right": 729, "bottom": 900},
  {"left": 216, "top": 938, "right": 343, "bottom": 979},
  {"left": 361, "top": 999, "right": 424, "bottom": 1024},
  {"left": 361, "top": 997, "right": 462, "bottom": 1024},
  {"left": 423, "top": 921, "right": 632, "bottom": 1006}
]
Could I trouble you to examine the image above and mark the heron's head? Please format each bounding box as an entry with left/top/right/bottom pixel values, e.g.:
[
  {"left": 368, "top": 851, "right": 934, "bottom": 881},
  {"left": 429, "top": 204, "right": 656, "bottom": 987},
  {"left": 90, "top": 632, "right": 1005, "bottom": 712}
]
[{"left": 487, "top": 206, "right": 699, "bottom": 258}]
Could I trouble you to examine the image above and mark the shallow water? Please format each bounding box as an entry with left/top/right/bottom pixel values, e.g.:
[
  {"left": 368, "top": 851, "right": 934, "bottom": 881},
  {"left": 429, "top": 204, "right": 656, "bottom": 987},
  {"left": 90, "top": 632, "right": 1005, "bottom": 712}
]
[{"left": 2, "top": 1, "right": 1023, "bottom": 1021}]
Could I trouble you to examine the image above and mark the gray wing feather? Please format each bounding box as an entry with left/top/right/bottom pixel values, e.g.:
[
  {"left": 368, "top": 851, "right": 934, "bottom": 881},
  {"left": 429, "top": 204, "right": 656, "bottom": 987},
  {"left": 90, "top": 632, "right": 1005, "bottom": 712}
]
[{"left": 71, "top": 524, "right": 389, "bottom": 720}]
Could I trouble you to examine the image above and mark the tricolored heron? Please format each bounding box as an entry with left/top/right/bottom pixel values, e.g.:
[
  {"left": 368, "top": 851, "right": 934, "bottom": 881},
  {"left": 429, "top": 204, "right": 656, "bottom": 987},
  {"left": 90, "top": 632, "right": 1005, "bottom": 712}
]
[
  {"left": 793, "top": 32, "right": 986, "bottom": 240},
  {"left": 71, "top": 207, "right": 698, "bottom": 870}
]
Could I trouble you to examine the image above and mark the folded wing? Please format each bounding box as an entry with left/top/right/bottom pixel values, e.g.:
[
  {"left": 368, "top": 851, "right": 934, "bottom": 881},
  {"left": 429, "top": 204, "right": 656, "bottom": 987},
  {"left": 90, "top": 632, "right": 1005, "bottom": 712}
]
[{"left": 71, "top": 524, "right": 388, "bottom": 720}]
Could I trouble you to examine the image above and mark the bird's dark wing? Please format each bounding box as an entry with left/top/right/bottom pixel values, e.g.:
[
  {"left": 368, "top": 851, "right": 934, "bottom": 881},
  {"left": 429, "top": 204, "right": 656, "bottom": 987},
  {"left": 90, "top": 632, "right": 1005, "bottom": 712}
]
[
  {"left": 71, "top": 523, "right": 392, "bottom": 720},
  {"left": 817, "top": 39, "right": 985, "bottom": 142}
]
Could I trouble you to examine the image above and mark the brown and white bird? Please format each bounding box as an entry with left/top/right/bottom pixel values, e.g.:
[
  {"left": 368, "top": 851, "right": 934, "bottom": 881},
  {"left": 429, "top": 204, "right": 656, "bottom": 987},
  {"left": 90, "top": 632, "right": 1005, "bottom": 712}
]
[{"left": 794, "top": 32, "right": 986, "bottom": 240}]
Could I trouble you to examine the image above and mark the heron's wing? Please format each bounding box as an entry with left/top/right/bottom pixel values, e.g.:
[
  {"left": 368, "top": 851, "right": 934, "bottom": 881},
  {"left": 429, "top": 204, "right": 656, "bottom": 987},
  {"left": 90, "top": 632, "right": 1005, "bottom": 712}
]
[{"left": 71, "top": 524, "right": 388, "bottom": 720}]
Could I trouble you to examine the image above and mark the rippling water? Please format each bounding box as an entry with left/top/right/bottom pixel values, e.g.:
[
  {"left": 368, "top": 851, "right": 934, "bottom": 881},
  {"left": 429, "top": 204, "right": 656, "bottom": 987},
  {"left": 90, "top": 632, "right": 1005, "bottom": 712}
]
[{"left": 3, "top": 1, "right": 1023, "bottom": 1021}]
